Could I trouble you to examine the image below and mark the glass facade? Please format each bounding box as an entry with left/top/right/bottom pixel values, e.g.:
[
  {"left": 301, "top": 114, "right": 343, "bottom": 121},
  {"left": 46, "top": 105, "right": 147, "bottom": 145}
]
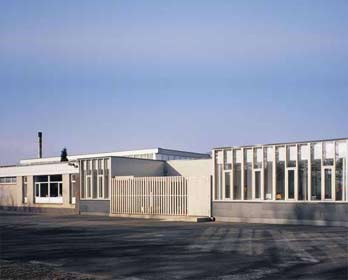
[
  {"left": 214, "top": 139, "right": 348, "bottom": 202},
  {"left": 80, "top": 157, "right": 110, "bottom": 200}
]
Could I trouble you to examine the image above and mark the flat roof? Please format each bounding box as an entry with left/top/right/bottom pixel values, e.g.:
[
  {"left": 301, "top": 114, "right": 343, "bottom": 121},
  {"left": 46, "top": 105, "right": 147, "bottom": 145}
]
[
  {"left": 213, "top": 137, "right": 348, "bottom": 150},
  {"left": 19, "top": 147, "right": 209, "bottom": 165}
]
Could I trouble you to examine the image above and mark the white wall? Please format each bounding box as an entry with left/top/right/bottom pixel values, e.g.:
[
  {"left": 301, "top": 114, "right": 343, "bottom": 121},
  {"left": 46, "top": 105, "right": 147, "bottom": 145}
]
[
  {"left": 0, "top": 162, "right": 78, "bottom": 177},
  {"left": 187, "top": 176, "right": 211, "bottom": 217},
  {"left": 166, "top": 159, "right": 212, "bottom": 177}
]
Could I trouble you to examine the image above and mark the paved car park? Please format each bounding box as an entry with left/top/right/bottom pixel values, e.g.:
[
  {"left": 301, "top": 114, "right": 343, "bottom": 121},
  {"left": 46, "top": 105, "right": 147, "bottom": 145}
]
[{"left": 0, "top": 211, "right": 347, "bottom": 279}]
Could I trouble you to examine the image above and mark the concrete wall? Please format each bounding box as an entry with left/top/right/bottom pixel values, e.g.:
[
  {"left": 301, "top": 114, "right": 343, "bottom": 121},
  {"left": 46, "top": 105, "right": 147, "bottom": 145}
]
[
  {"left": 213, "top": 201, "right": 348, "bottom": 227},
  {"left": 187, "top": 176, "right": 211, "bottom": 217},
  {"left": 0, "top": 183, "right": 21, "bottom": 206},
  {"left": 79, "top": 200, "right": 110, "bottom": 215},
  {"left": 111, "top": 157, "right": 165, "bottom": 177},
  {"left": 166, "top": 160, "right": 212, "bottom": 217},
  {"left": 166, "top": 159, "right": 212, "bottom": 177}
]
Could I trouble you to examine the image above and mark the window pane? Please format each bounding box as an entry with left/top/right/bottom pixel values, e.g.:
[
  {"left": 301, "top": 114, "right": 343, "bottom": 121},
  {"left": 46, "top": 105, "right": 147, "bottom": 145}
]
[
  {"left": 311, "top": 144, "right": 321, "bottom": 200},
  {"left": 215, "top": 151, "right": 223, "bottom": 200},
  {"left": 276, "top": 147, "right": 285, "bottom": 200},
  {"left": 92, "top": 160, "right": 98, "bottom": 199},
  {"left": 264, "top": 148, "right": 273, "bottom": 200},
  {"left": 244, "top": 149, "right": 252, "bottom": 200},
  {"left": 36, "top": 176, "right": 48, "bottom": 182},
  {"left": 40, "top": 183, "right": 49, "bottom": 197},
  {"left": 288, "top": 170, "right": 295, "bottom": 199},
  {"left": 336, "top": 158, "right": 344, "bottom": 201},
  {"left": 35, "top": 184, "right": 40, "bottom": 196},
  {"left": 254, "top": 148, "right": 262, "bottom": 169},
  {"left": 224, "top": 150, "right": 232, "bottom": 170},
  {"left": 287, "top": 146, "right": 296, "bottom": 167},
  {"left": 87, "top": 177, "right": 91, "bottom": 198},
  {"left": 224, "top": 172, "right": 231, "bottom": 199},
  {"left": 298, "top": 160, "right": 308, "bottom": 200},
  {"left": 104, "top": 169, "right": 109, "bottom": 199},
  {"left": 233, "top": 162, "right": 241, "bottom": 200},
  {"left": 50, "top": 175, "right": 62, "bottom": 182},
  {"left": 99, "top": 176, "right": 103, "bottom": 198},
  {"left": 324, "top": 169, "right": 332, "bottom": 199},
  {"left": 255, "top": 171, "right": 261, "bottom": 199},
  {"left": 50, "top": 183, "right": 59, "bottom": 197}
]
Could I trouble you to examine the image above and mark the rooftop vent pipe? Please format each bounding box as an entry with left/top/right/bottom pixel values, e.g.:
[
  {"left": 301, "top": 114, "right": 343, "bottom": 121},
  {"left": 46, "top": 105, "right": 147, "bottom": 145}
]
[{"left": 38, "top": 131, "right": 42, "bottom": 158}]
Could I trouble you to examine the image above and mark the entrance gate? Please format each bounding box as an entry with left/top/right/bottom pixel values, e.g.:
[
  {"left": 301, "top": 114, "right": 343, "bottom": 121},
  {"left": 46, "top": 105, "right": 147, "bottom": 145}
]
[{"left": 111, "top": 176, "right": 188, "bottom": 216}]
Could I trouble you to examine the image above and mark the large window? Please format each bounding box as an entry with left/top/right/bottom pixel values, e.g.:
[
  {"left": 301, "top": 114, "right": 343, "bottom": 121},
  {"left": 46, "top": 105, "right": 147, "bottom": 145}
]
[
  {"left": 224, "top": 172, "right": 231, "bottom": 199},
  {"left": 214, "top": 139, "right": 348, "bottom": 203},
  {"left": 34, "top": 175, "right": 63, "bottom": 203},
  {"left": 311, "top": 143, "right": 322, "bottom": 200},
  {"left": 244, "top": 149, "right": 252, "bottom": 200},
  {"left": 233, "top": 150, "right": 242, "bottom": 200},
  {"left": 276, "top": 147, "right": 285, "bottom": 200},
  {"left": 335, "top": 141, "right": 346, "bottom": 201},
  {"left": 0, "top": 177, "right": 16, "bottom": 184},
  {"left": 298, "top": 145, "right": 309, "bottom": 200},
  {"left": 264, "top": 147, "right": 273, "bottom": 200},
  {"left": 81, "top": 158, "right": 110, "bottom": 200}
]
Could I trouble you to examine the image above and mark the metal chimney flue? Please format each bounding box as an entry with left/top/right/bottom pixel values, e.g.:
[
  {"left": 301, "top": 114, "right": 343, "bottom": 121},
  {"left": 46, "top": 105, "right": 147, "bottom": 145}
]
[{"left": 38, "top": 132, "right": 42, "bottom": 158}]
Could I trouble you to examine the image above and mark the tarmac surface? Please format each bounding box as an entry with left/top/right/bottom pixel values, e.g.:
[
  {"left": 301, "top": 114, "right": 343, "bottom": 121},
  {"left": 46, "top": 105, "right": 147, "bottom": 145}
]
[{"left": 0, "top": 211, "right": 347, "bottom": 279}]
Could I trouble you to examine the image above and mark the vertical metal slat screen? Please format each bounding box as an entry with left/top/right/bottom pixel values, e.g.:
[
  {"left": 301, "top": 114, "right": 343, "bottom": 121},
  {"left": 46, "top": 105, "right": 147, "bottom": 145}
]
[{"left": 111, "top": 176, "right": 188, "bottom": 216}]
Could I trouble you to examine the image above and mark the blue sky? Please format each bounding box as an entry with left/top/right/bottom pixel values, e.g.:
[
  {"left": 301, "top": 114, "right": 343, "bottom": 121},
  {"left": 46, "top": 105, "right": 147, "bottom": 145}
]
[{"left": 0, "top": 0, "right": 347, "bottom": 164}]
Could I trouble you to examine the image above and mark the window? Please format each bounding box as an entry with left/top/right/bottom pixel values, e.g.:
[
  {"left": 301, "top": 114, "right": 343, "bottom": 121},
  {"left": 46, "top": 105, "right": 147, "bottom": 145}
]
[
  {"left": 254, "top": 148, "right": 262, "bottom": 169},
  {"left": 80, "top": 162, "right": 85, "bottom": 199},
  {"left": 233, "top": 150, "right": 242, "bottom": 200},
  {"left": 288, "top": 170, "right": 295, "bottom": 199},
  {"left": 323, "top": 142, "right": 334, "bottom": 166},
  {"left": 244, "top": 149, "right": 252, "bottom": 200},
  {"left": 98, "top": 176, "right": 103, "bottom": 198},
  {"left": 287, "top": 146, "right": 297, "bottom": 167},
  {"left": 224, "top": 172, "right": 231, "bottom": 199},
  {"left": 276, "top": 147, "right": 285, "bottom": 200},
  {"left": 92, "top": 160, "right": 98, "bottom": 198},
  {"left": 34, "top": 175, "right": 63, "bottom": 203},
  {"left": 104, "top": 158, "right": 109, "bottom": 199},
  {"left": 311, "top": 143, "right": 321, "bottom": 200},
  {"left": 81, "top": 158, "right": 110, "bottom": 200},
  {"left": 264, "top": 147, "right": 273, "bottom": 200},
  {"left": 298, "top": 145, "right": 308, "bottom": 200},
  {"left": 22, "top": 176, "right": 28, "bottom": 203},
  {"left": 224, "top": 150, "right": 232, "bottom": 170},
  {"left": 70, "top": 174, "right": 77, "bottom": 204},
  {"left": 324, "top": 169, "right": 332, "bottom": 199},
  {"left": 87, "top": 177, "right": 91, "bottom": 198},
  {"left": 0, "top": 177, "right": 17, "bottom": 184},
  {"left": 335, "top": 141, "right": 346, "bottom": 201},
  {"left": 255, "top": 171, "right": 261, "bottom": 199},
  {"left": 215, "top": 151, "right": 223, "bottom": 200}
]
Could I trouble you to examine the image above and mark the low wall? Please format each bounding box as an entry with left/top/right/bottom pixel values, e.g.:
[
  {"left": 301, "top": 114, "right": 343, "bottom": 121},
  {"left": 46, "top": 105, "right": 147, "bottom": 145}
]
[
  {"left": 79, "top": 200, "right": 110, "bottom": 215},
  {"left": 212, "top": 201, "right": 348, "bottom": 227}
]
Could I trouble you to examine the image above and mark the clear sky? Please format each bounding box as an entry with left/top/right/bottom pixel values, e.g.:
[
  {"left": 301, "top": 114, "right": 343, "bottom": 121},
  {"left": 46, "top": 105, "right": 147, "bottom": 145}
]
[{"left": 0, "top": 0, "right": 347, "bottom": 164}]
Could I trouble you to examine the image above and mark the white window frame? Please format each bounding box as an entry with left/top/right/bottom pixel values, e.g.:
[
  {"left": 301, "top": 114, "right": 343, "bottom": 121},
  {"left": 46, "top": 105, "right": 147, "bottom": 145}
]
[{"left": 35, "top": 175, "right": 63, "bottom": 204}]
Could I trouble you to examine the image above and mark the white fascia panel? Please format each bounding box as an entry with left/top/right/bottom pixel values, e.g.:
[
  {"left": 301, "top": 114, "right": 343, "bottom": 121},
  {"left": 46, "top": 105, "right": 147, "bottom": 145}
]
[
  {"left": 0, "top": 163, "right": 78, "bottom": 177},
  {"left": 19, "top": 149, "right": 160, "bottom": 165}
]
